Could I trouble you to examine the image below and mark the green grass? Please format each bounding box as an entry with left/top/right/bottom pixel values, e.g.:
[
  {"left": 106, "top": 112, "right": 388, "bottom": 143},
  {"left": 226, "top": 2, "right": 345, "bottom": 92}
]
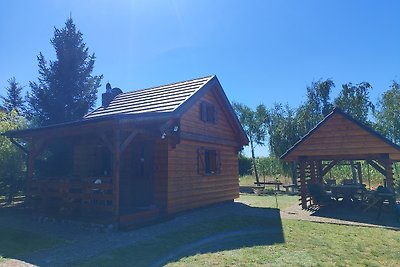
[
  {"left": 236, "top": 194, "right": 299, "bottom": 210},
  {"left": 75, "top": 214, "right": 282, "bottom": 267},
  {"left": 76, "top": 194, "right": 400, "bottom": 267},
  {"left": 0, "top": 226, "right": 63, "bottom": 258},
  {"left": 168, "top": 219, "right": 400, "bottom": 267},
  {"left": 239, "top": 175, "right": 256, "bottom": 186}
]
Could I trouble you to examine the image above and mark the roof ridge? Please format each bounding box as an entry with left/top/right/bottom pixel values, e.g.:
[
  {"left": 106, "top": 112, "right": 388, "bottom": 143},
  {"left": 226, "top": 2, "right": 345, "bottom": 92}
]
[{"left": 122, "top": 75, "right": 214, "bottom": 95}]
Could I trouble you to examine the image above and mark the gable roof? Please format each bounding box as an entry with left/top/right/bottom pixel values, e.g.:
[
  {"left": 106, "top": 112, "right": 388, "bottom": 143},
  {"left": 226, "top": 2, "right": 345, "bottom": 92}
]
[
  {"left": 84, "top": 76, "right": 214, "bottom": 119},
  {"left": 4, "top": 75, "right": 248, "bottom": 146},
  {"left": 281, "top": 107, "right": 400, "bottom": 162}
]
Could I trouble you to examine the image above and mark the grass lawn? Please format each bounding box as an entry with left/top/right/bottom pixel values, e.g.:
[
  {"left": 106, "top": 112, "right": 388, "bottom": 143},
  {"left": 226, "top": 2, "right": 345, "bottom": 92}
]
[
  {"left": 237, "top": 194, "right": 299, "bottom": 210},
  {"left": 169, "top": 219, "right": 400, "bottom": 267},
  {"left": 75, "top": 214, "right": 283, "bottom": 267},
  {"left": 75, "top": 194, "right": 400, "bottom": 267},
  {"left": 0, "top": 225, "right": 63, "bottom": 259}
]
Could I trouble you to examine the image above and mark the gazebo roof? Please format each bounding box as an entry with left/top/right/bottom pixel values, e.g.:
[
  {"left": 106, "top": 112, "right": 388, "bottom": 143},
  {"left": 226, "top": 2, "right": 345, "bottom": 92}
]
[{"left": 281, "top": 107, "right": 400, "bottom": 162}]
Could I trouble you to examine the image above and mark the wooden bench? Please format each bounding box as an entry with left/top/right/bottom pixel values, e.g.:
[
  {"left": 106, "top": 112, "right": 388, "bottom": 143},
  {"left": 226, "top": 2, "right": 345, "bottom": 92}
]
[
  {"left": 254, "top": 181, "right": 283, "bottom": 191},
  {"left": 283, "top": 184, "right": 296, "bottom": 194}
]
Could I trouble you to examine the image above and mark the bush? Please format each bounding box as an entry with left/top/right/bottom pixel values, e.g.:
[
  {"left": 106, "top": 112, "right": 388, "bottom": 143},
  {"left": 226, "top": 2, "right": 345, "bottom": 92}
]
[{"left": 0, "top": 110, "right": 27, "bottom": 203}]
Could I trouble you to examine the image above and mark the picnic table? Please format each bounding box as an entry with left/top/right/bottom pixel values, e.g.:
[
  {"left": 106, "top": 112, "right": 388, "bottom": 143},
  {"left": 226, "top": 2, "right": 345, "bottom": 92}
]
[{"left": 330, "top": 184, "right": 366, "bottom": 201}]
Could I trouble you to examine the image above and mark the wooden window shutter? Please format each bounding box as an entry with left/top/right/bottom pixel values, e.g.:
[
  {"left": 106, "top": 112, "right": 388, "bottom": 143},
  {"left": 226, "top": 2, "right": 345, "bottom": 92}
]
[
  {"left": 216, "top": 150, "right": 221, "bottom": 174},
  {"left": 208, "top": 104, "right": 216, "bottom": 123},
  {"left": 197, "top": 147, "right": 205, "bottom": 174},
  {"left": 200, "top": 102, "right": 207, "bottom": 122}
]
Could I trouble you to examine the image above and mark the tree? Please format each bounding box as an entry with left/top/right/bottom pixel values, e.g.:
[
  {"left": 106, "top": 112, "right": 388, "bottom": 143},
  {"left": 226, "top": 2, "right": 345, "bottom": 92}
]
[
  {"left": 334, "top": 82, "right": 374, "bottom": 124},
  {"left": 1, "top": 77, "right": 25, "bottom": 113},
  {"left": 233, "top": 102, "right": 268, "bottom": 185},
  {"left": 27, "top": 18, "right": 103, "bottom": 126},
  {"left": 0, "top": 110, "right": 27, "bottom": 203},
  {"left": 374, "top": 81, "right": 400, "bottom": 144},
  {"left": 266, "top": 103, "right": 298, "bottom": 179},
  {"left": 296, "top": 79, "right": 335, "bottom": 136},
  {"left": 267, "top": 103, "right": 298, "bottom": 158}
]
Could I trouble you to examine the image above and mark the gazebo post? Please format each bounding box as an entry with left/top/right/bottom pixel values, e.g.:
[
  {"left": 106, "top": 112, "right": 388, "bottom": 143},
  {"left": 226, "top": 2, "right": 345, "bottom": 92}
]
[
  {"left": 382, "top": 154, "right": 394, "bottom": 191},
  {"left": 299, "top": 157, "right": 307, "bottom": 209},
  {"left": 316, "top": 160, "right": 323, "bottom": 184},
  {"left": 309, "top": 160, "right": 316, "bottom": 183}
]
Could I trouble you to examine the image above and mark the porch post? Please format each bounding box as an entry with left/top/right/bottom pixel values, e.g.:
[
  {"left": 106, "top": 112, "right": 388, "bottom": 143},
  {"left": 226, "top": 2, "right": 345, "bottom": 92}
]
[
  {"left": 26, "top": 140, "right": 35, "bottom": 205},
  {"left": 299, "top": 157, "right": 307, "bottom": 209},
  {"left": 113, "top": 129, "right": 121, "bottom": 215}
]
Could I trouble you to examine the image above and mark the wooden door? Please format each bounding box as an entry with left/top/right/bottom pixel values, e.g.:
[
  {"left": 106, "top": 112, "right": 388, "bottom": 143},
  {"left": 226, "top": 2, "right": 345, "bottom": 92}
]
[{"left": 132, "top": 140, "right": 154, "bottom": 208}]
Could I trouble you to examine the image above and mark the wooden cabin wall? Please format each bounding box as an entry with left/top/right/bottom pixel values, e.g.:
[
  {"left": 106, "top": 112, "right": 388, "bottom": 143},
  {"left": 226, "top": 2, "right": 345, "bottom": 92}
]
[
  {"left": 180, "top": 90, "right": 237, "bottom": 142},
  {"left": 167, "top": 89, "right": 240, "bottom": 213},
  {"left": 167, "top": 139, "right": 239, "bottom": 213},
  {"left": 153, "top": 139, "right": 168, "bottom": 209}
]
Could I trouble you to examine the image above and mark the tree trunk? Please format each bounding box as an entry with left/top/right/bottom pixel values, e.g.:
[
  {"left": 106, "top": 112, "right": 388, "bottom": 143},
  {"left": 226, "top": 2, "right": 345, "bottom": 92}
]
[{"left": 250, "top": 138, "right": 260, "bottom": 185}]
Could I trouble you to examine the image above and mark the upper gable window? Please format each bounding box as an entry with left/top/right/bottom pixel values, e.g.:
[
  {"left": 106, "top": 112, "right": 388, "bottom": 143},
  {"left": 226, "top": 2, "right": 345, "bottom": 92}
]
[{"left": 200, "top": 102, "right": 217, "bottom": 123}]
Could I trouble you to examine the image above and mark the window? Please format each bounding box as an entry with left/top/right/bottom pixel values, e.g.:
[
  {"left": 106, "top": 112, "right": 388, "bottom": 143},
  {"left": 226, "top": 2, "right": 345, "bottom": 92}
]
[
  {"left": 198, "top": 148, "right": 221, "bottom": 175},
  {"left": 200, "top": 102, "right": 216, "bottom": 123},
  {"left": 205, "top": 149, "right": 217, "bottom": 174}
]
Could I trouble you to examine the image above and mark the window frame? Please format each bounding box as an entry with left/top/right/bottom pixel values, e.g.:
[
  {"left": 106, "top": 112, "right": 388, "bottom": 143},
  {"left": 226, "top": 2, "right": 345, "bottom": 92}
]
[
  {"left": 200, "top": 101, "right": 217, "bottom": 123},
  {"left": 197, "top": 147, "right": 221, "bottom": 175}
]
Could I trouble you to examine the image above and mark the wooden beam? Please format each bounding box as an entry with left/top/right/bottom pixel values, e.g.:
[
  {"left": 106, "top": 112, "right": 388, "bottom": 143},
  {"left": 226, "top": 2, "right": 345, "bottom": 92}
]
[
  {"left": 9, "top": 138, "right": 28, "bottom": 154},
  {"left": 299, "top": 158, "right": 307, "bottom": 209},
  {"left": 101, "top": 133, "right": 114, "bottom": 154},
  {"left": 309, "top": 161, "right": 316, "bottom": 183},
  {"left": 366, "top": 159, "right": 386, "bottom": 176},
  {"left": 356, "top": 162, "right": 363, "bottom": 185},
  {"left": 180, "top": 132, "right": 239, "bottom": 147},
  {"left": 113, "top": 130, "right": 121, "bottom": 215},
  {"left": 316, "top": 160, "right": 323, "bottom": 184},
  {"left": 321, "top": 160, "right": 339, "bottom": 177},
  {"left": 382, "top": 154, "right": 394, "bottom": 190},
  {"left": 120, "top": 130, "right": 138, "bottom": 153}
]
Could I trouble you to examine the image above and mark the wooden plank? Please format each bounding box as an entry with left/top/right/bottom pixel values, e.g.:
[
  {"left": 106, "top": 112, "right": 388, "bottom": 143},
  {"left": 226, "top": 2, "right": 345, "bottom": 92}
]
[
  {"left": 299, "top": 159, "right": 307, "bottom": 209},
  {"left": 120, "top": 130, "right": 138, "bottom": 153},
  {"left": 321, "top": 160, "right": 339, "bottom": 177},
  {"left": 113, "top": 130, "right": 121, "bottom": 215}
]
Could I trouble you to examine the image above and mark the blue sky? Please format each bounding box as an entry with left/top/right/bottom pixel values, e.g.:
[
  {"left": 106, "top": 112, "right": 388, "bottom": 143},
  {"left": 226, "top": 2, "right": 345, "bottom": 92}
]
[{"left": 1, "top": 1, "right": 400, "bottom": 156}]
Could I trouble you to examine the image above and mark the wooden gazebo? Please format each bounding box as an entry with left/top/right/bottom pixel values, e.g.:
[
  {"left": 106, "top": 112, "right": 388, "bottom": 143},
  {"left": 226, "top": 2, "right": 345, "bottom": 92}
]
[{"left": 281, "top": 108, "right": 400, "bottom": 209}]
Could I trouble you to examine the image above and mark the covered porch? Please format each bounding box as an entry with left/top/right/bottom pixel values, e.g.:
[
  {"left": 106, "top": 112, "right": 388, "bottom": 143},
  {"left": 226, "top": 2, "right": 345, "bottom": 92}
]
[{"left": 6, "top": 116, "right": 180, "bottom": 225}]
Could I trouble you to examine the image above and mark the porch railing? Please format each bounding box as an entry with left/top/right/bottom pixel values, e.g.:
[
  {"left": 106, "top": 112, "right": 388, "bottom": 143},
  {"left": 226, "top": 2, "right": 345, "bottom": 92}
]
[{"left": 26, "top": 176, "right": 114, "bottom": 215}]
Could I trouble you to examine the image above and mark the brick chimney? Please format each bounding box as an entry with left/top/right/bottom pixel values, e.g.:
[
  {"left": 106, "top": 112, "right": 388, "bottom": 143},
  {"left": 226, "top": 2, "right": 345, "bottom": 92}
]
[{"left": 102, "top": 83, "right": 122, "bottom": 108}]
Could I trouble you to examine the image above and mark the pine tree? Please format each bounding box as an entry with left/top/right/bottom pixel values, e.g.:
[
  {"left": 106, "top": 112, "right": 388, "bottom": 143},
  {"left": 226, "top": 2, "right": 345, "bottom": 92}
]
[
  {"left": 1, "top": 77, "right": 25, "bottom": 113},
  {"left": 28, "top": 18, "right": 103, "bottom": 126}
]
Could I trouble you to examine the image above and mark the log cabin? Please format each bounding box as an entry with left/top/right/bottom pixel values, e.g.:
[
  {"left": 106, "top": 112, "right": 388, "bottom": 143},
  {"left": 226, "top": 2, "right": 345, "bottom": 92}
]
[
  {"left": 281, "top": 107, "right": 400, "bottom": 209},
  {"left": 4, "top": 75, "right": 248, "bottom": 226}
]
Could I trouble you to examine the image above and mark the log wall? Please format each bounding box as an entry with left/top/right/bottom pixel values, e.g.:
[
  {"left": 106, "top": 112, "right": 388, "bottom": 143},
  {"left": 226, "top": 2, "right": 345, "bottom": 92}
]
[{"left": 167, "top": 89, "right": 240, "bottom": 213}]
